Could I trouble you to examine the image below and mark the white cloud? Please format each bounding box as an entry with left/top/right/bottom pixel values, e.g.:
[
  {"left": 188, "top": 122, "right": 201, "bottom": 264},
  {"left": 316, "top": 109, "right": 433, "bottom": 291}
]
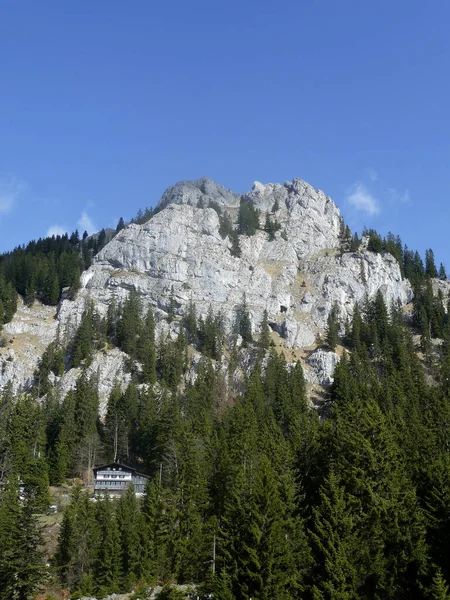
[
  {"left": 0, "top": 176, "right": 27, "bottom": 215},
  {"left": 386, "top": 187, "right": 411, "bottom": 205},
  {"left": 346, "top": 183, "right": 380, "bottom": 216},
  {"left": 78, "top": 211, "right": 96, "bottom": 235},
  {"left": 366, "top": 167, "right": 378, "bottom": 182},
  {"left": 46, "top": 225, "right": 68, "bottom": 238}
]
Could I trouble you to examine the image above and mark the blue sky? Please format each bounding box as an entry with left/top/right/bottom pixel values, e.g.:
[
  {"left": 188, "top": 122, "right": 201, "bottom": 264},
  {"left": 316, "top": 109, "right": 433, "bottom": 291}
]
[{"left": 1, "top": 1, "right": 450, "bottom": 269}]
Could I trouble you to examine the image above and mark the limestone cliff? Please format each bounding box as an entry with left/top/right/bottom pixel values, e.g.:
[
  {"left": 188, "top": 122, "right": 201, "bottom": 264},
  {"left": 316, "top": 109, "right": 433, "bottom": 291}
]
[
  {"left": 0, "top": 176, "right": 415, "bottom": 399},
  {"left": 59, "top": 177, "right": 410, "bottom": 343}
]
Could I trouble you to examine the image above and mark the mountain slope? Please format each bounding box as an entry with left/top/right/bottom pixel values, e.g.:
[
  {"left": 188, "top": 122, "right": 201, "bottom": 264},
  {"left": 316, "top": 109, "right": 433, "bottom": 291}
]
[{"left": 0, "top": 176, "right": 419, "bottom": 402}]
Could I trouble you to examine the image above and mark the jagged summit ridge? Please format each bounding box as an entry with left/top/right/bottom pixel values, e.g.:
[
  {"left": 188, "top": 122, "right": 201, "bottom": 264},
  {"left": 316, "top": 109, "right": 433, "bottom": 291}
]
[
  {"left": 59, "top": 176, "right": 409, "bottom": 345},
  {"left": 0, "top": 175, "right": 414, "bottom": 402},
  {"left": 157, "top": 177, "right": 241, "bottom": 210}
]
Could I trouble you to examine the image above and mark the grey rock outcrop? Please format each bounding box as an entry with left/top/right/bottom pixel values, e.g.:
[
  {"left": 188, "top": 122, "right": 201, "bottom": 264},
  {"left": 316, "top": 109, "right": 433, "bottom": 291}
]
[
  {"left": 306, "top": 348, "right": 341, "bottom": 387},
  {"left": 2, "top": 176, "right": 417, "bottom": 400},
  {"left": 53, "top": 348, "right": 131, "bottom": 418},
  {"left": 58, "top": 177, "right": 410, "bottom": 352},
  {"left": 0, "top": 299, "right": 58, "bottom": 392},
  {"left": 158, "top": 177, "right": 240, "bottom": 211}
]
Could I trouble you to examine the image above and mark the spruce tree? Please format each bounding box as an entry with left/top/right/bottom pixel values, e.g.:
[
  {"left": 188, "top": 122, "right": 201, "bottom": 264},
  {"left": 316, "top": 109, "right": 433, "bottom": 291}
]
[
  {"left": 238, "top": 200, "right": 260, "bottom": 236},
  {"left": 219, "top": 211, "right": 234, "bottom": 240},
  {"left": 95, "top": 495, "right": 122, "bottom": 595},
  {"left": 230, "top": 229, "right": 241, "bottom": 258},
  {"left": 139, "top": 306, "right": 157, "bottom": 384},
  {"left": 107, "top": 294, "right": 119, "bottom": 342},
  {"left": 167, "top": 286, "right": 176, "bottom": 323},
  {"left": 0, "top": 477, "right": 46, "bottom": 600},
  {"left": 426, "top": 248, "right": 439, "bottom": 278},
  {"left": 309, "top": 470, "right": 360, "bottom": 600},
  {"left": 117, "top": 288, "right": 143, "bottom": 356},
  {"left": 104, "top": 383, "right": 128, "bottom": 463},
  {"left": 117, "top": 484, "right": 144, "bottom": 586},
  {"left": 326, "top": 301, "right": 340, "bottom": 351},
  {"left": 182, "top": 299, "right": 198, "bottom": 345},
  {"left": 259, "top": 309, "right": 271, "bottom": 351},
  {"left": 428, "top": 569, "right": 450, "bottom": 600},
  {"left": 71, "top": 301, "right": 95, "bottom": 367},
  {"left": 235, "top": 296, "right": 252, "bottom": 346},
  {"left": 7, "top": 395, "right": 50, "bottom": 510},
  {"left": 65, "top": 489, "right": 100, "bottom": 595}
]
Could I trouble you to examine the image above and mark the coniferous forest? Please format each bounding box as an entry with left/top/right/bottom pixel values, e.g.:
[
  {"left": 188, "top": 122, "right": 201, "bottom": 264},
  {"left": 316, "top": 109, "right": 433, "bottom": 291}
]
[{"left": 2, "top": 227, "right": 450, "bottom": 599}]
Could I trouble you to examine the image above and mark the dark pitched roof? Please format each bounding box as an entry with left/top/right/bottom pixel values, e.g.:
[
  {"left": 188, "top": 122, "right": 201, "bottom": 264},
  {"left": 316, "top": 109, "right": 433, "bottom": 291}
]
[
  {"left": 93, "top": 462, "right": 135, "bottom": 474},
  {"left": 93, "top": 462, "right": 149, "bottom": 479}
]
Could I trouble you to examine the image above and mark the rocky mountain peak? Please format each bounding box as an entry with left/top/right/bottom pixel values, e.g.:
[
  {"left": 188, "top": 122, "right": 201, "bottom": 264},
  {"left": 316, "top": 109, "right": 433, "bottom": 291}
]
[
  {"left": 67, "top": 176, "right": 410, "bottom": 349},
  {"left": 0, "top": 175, "right": 420, "bottom": 404},
  {"left": 157, "top": 177, "right": 240, "bottom": 211}
]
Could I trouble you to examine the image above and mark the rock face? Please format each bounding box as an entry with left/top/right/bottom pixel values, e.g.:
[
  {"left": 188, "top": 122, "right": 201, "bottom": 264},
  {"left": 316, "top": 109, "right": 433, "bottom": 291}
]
[
  {"left": 53, "top": 348, "right": 131, "bottom": 418},
  {"left": 60, "top": 177, "right": 410, "bottom": 347},
  {"left": 306, "top": 348, "right": 341, "bottom": 387},
  {"left": 4, "top": 176, "right": 416, "bottom": 397},
  {"left": 158, "top": 176, "right": 241, "bottom": 210},
  {"left": 0, "top": 299, "right": 58, "bottom": 392}
]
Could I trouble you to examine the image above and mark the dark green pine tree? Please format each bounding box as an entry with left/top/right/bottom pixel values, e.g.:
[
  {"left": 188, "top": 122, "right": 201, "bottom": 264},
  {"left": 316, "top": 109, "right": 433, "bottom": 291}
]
[
  {"left": 117, "top": 289, "right": 142, "bottom": 357},
  {"left": 367, "top": 230, "right": 383, "bottom": 253},
  {"left": 48, "top": 389, "right": 78, "bottom": 484},
  {"left": 229, "top": 229, "right": 242, "bottom": 258},
  {"left": 66, "top": 488, "right": 100, "bottom": 595},
  {"left": 0, "top": 298, "right": 5, "bottom": 328},
  {"left": 138, "top": 306, "right": 157, "bottom": 384},
  {"left": 428, "top": 569, "right": 450, "bottom": 600},
  {"left": 426, "top": 248, "right": 439, "bottom": 278},
  {"left": 0, "top": 477, "right": 46, "bottom": 600},
  {"left": 439, "top": 263, "right": 447, "bottom": 281},
  {"left": 371, "top": 289, "right": 390, "bottom": 345},
  {"left": 259, "top": 309, "right": 271, "bottom": 351},
  {"left": 219, "top": 211, "right": 234, "bottom": 240},
  {"left": 71, "top": 301, "right": 95, "bottom": 367},
  {"left": 219, "top": 455, "right": 302, "bottom": 600},
  {"left": 182, "top": 299, "right": 198, "bottom": 345},
  {"left": 74, "top": 372, "right": 101, "bottom": 481},
  {"left": 141, "top": 477, "right": 161, "bottom": 581},
  {"left": 235, "top": 295, "right": 252, "bottom": 346},
  {"left": 56, "top": 492, "right": 77, "bottom": 586},
  {"left": 7, "top": 395, "right": 50, "bottom": 510},
  {"left": 326, "top": 301, "right": 340, "bottom": 351},
  {"left": 158, "top": 332, "right": 187, "bottom": 390},
  {"left": 74, "top": 371, "right": 99, "bottom": 442},
  {"left": 107, "top": 294, "right": 119, "bottom": 343},
  {"left": 167, "top": 285, "right": 176, "bottom": 323},
  {"left": 104, "top": 383, "right": 128, "bottom": 463},
  {"left": 423, "top": 458, "right": 450, "bottom": 583},
  {"left": 68, "top": 266, "right": 81, "bottom": 300},
  {"left": 264, "top": 212, "right": 273, "bottom": 240},
  {"left": 116, "top": 484, "right": 144, "bottom": 586},
  {"left": 238, "top": 200, "right": 260, "bottom": 236},
  {"left": 42, "top": 262, "right": 60, "bottom": 305},
  {"left": 165, "top": 424, "right": 211, "bottom": 583},
  {"left": 350, "top": 232, "right": 361, "bottom": 252},
  {"left": 184, "top": 360, "right": 217, "bottom": 436},
  {"left": 324, "top": 391, "right": 428, "bottom": 598},
  {"left": 95, "top": 495, "right": 122, "bottom": 596},
  {"left": 308, "top": 470, "right": 360, "bottom": 600},
  {"left": 214, "top": 569, "right": 234, "bottom": 600},
  {"left": 3, "top": 281, "right": 18, "bottom": 322},
  {"left": 198, "top": 306, "right": 223, "bottom": 360},
  {"left": 24, "top": 279, "right": 35, "bottom": 306}
]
